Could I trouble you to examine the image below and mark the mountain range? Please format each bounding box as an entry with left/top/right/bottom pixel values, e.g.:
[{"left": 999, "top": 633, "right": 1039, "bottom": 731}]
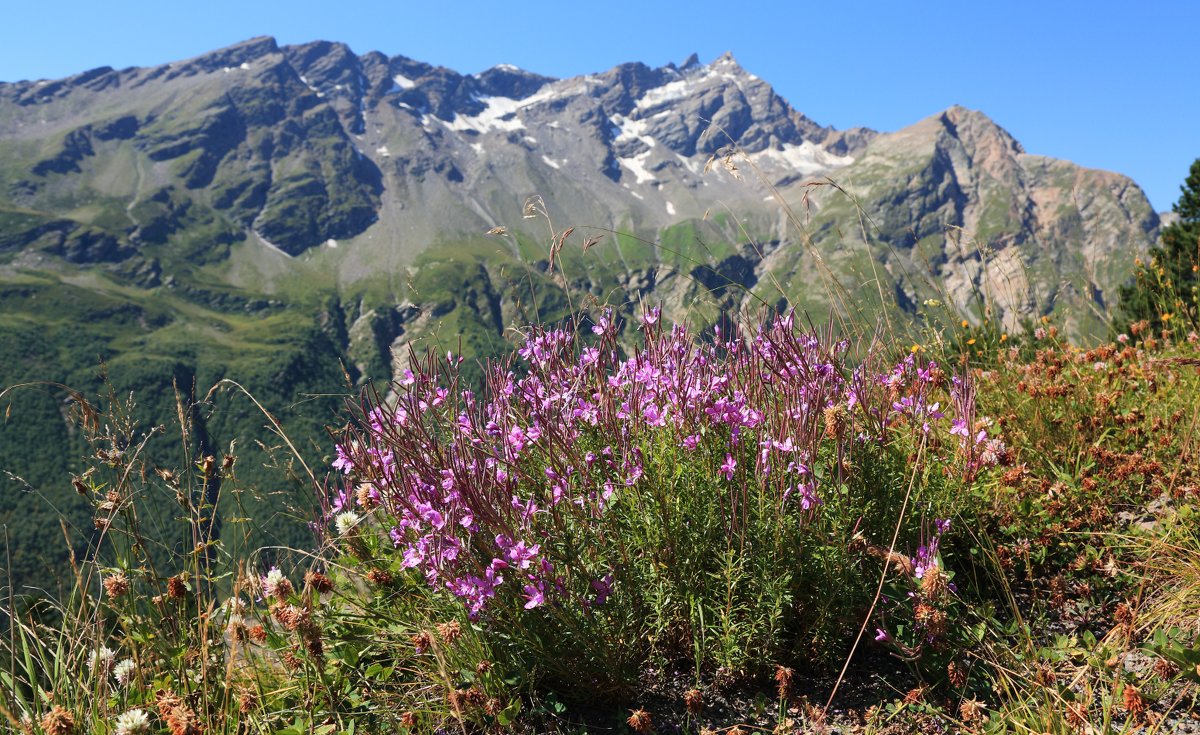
[{"left": 0, "top": 37, "right": 1161, "bottom": 587}]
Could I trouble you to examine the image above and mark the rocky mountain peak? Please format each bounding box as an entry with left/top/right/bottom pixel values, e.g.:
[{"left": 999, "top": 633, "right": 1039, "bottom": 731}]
[
  {"left": 174, "top": 35, "right": 281, "bottom": 75},
  {"left": 0, "top": 37, "right": 1161, "bottom": 339},
  {"left": 473, "top": 64, "right": 555, "bottom": 101}
]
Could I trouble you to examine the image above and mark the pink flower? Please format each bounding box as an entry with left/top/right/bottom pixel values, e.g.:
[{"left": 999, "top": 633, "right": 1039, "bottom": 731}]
[
  {"left": 720, "top": 453, "right": 737, "bottom": 481},
  {"left": 523, "top": 583, "right": 545, "bottom": 609}
]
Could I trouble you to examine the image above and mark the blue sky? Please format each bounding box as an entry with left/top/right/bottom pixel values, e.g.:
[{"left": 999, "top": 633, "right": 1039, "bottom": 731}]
[{"left": 2, "top": 0, "right": 1195, "bottom": 211}]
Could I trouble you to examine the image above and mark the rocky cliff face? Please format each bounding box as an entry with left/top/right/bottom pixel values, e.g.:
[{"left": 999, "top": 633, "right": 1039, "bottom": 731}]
[{"left": 0, "top": 36, "right": 1159, "bottom": 347}]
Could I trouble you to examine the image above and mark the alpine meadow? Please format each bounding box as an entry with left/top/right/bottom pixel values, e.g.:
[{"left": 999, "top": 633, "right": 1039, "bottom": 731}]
[{"left": 1, "top": 35, "right": 1198, "bottom": 735}]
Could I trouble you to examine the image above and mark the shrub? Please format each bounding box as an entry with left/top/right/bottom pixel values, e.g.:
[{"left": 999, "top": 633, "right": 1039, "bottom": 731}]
[{"left": 328, "top": 309, "right": 1004, "bottom": 701}]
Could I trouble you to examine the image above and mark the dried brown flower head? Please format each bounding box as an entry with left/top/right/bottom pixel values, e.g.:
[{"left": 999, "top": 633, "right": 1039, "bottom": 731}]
[
  {"left": 399, "top": 711, "right": 417, "bottom": 729},
  {"left": 920, "top": 567, "right": 950, "bottom": 600},
  {"left": 626, "top": 708, "right": 652, "bottom": 734},
  {"left": 1113, "top": 602, "right": 1135, "bottom": 633},
  {"left": 40, "top": 706, "right": 75, "bottom": 735},
  {"left": 154, "top": 690, "right": 182, "bottom": 717},
  {"left": 947, "top": 661, "right": 967, "bottom": 689},
  {"left": 411, "top": 630, "right": 433, "bottom": 654},
  {"left": 365, "top": 568, "right": 393, "bottom": 586},
  {"left": 304, "top": 571, "right": 335, "bottom": 594},
  {"left": 958, "top": 698, "right": 984, "bottom": 724},
  {"left": 303, "top": 632, "right": 323, "bottom": 659},
  {"left": 165, "top": 705, "right": 201, "bottom": 735},
  {"left": 914, "top": 602, "right": 947, "bottom": 638},
  {"left": 823, "top": 404, "right": 847, "bottom": 439},
  {"left": 355, "top": 482, "right": 379, "bottom": 510},
  {"left": 273, "top": 604, "right": 309, "bottom": 632},
  {"left": 683, "top": 688, "right": 703, "bottom": 715},
  {"left": 475, "top": 659, "right": 492, "bottom": 676},
  {"left": 237, "top": 688, "right": 257, "bottom": 715},
  {"left": 436, "top": 620, "right": 462, "bottom": 644},
  {"left": 104, "top": 572, "right": 131, "bottom": 598},
  {"left": 774, "top": 665, "right": 794, "bottom": 700},
  {"left": 167, "top": 575, "right": 188, "bottom": 600},
  {"left": 1152, "top": 656, "right": 1179, "bottom": 681},
  {"left": 1065, "top": 701, "right": 1088, "bottom": 729},
  {"left": 1121, "top": 683, "right": 1146, "bottom": 719},
  {"left": 248, "top": 625, "right": 267, "bottom": 643}
]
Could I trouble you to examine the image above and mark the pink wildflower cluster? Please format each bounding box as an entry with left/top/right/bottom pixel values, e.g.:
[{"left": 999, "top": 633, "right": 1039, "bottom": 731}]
[{"left": 330, "top": 310, "right": 1002, "bottom": 619}]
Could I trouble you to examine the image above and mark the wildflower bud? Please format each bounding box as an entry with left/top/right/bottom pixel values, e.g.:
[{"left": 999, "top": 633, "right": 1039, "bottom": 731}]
[
  {"left": 40, "top": 706, "right": 75, "bottom": 735},
  {"left": 626, "top": 708, "right": 652, "bottom": 734},
  {"left": 683, "top": 688, "right": 703, "bottom": 715}
]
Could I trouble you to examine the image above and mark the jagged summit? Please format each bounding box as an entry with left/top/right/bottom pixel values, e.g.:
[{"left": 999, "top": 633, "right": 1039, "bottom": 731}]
[{"left": 0, "top": 36, "right": 1160, "bottom": 338}]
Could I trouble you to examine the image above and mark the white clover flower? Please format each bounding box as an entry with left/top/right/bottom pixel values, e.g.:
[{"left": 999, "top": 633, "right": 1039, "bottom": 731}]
[
  {"left": 262, "top": 567, "right": 288, "bottom": 598},
  {"left": 112, "top": 658, "right": 136, "bottom": 686},
  {"left": 113, "top": 708, "right": 150, "bottom": 735},
  {"left": 89, "top": 645, "right": 116, "bottom": 672},
  {"left": 224, "top": 596, "right": 248, "bottom": 626},
  {"left": 335, "top": 510, "right": 361, "bottom": 536}
]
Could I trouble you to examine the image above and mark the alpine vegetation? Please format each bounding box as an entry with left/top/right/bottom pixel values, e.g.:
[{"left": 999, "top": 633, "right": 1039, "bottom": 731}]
[{"left": 326, "top": 309, "right": 1003, "bottom": 698}]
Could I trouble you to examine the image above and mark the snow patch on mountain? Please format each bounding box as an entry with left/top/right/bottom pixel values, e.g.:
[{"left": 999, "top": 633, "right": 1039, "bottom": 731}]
[
  {"left": 613, "top": 116, "right": 657, "bottom": 148},
  {"left": 439, "top": 86, "right": 560, "bottom": 134},
  {"left": 751, "top": 142, "right": 854, "bottom": 175},
  {"left": 620, "top": 151, "right": 656, "bottom": 184}
]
